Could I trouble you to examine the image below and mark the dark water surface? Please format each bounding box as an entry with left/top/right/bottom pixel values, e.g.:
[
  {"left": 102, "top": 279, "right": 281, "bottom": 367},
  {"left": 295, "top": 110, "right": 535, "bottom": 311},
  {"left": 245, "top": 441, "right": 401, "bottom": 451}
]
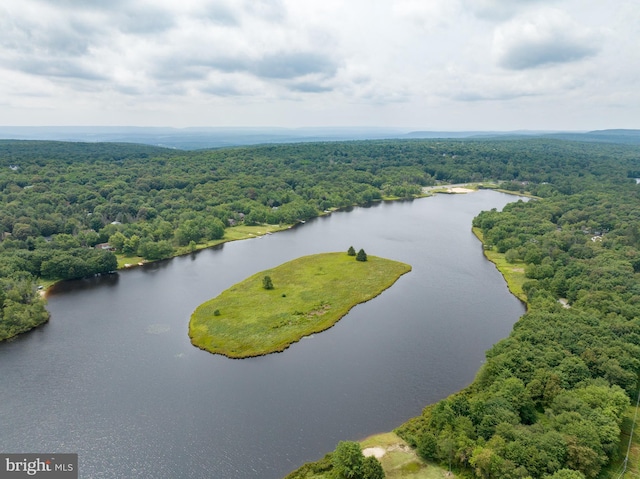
[{"left": 1, "top": 191, "right": 526, "bottom": 479}]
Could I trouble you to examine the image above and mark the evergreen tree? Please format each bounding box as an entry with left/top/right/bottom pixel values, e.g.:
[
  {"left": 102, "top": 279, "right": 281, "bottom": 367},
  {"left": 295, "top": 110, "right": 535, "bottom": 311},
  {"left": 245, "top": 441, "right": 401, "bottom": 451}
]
[
  {"left": 347, "top": 246, "right": 356, "bottom": 256},
  {"left": 356, "top": 249, "right": 368, "bottom": 262},
  {"left": 262, "top": 275, "right": 274, "bottom": 290}
]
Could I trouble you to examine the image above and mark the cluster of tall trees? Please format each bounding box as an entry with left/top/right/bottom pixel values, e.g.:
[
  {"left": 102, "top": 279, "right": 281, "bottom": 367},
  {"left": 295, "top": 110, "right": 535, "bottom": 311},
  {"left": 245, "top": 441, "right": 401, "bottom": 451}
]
[
  {"left": 0, "top": 275, "right": 49, "bottom": 341},
  {"left": 285, "top": 441, "right": 385, "bottom": 479},
  {"left": 0, "top": 231, "right": 117, "bottom": 340},
  {"left": 347, "top": 246, "right": 368, "bottom": 261}
]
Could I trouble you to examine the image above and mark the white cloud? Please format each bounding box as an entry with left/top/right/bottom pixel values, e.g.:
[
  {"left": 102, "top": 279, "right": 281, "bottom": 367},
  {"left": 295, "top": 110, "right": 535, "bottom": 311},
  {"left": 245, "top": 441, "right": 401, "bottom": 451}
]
[
  {"left": 465, "top": 0, "right": 559, "bottom": 20},
  {"left": 0, "top": 0, "right": 345, "bottom": 103},
  {"left": 0, "top": 0, "right": 637, "bottom": 129},
  {"left": 392, "top": 0, "right": 461, "bottom": 30},
  {"left": 492, "top": 8, "right": 600, "bottom": 70}
]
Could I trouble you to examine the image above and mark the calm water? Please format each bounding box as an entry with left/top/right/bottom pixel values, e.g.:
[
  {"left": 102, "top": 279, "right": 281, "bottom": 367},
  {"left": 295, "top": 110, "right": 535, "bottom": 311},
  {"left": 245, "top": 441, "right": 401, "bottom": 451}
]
[{"left": 0, "top": 191, "right": 526, "bottom": 479}]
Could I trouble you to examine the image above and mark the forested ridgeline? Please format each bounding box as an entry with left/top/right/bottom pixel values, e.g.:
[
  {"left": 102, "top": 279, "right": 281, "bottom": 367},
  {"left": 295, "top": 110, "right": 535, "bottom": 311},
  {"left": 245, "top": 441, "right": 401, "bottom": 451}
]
[{"left": 0, "top": 138, "right": 639, "bottom": 344}]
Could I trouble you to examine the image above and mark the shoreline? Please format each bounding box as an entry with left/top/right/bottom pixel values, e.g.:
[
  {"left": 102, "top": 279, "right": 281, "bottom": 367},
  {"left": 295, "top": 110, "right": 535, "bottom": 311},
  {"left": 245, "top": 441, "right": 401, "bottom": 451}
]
[
  {"left": 471, "top": 227, "right": 529, "bottom": 307},
  {"left": 283, "top": 195, "right": 531, "bottom": 479},
  {"left": 41, "top": 182, "right": 499, "bottom": 296},
  {"left": 189, "top": 253, "right": 412, "bottom": 358}
]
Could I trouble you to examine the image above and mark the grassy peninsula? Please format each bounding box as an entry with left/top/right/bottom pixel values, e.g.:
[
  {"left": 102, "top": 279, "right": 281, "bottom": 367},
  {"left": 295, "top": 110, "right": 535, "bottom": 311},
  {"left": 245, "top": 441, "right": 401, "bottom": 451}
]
[{"left": 189, "top": 252, "right": 411, "bottom": 358}]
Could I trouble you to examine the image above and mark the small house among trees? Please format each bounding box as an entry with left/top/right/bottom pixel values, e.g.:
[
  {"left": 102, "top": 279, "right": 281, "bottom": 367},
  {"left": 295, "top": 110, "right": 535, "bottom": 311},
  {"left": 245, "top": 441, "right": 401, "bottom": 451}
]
[{"left": 95, "top": 242, "right": 115, "bottom": 252}]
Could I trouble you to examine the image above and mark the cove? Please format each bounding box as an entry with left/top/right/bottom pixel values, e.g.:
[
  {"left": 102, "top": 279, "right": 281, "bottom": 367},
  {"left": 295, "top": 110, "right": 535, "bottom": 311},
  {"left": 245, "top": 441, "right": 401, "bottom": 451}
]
[{"left": 0, "top": 191, "right": 525, "bottom": 479}]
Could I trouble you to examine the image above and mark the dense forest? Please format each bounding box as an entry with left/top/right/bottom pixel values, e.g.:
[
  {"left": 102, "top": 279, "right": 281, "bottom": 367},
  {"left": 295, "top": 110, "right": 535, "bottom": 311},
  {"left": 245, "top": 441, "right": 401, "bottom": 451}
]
[
  {"left": 392, "top": 188, "right": 640, "bottom": 479},
  {"left": 3, "top": 137, "right": 640, "bottom": 479}
]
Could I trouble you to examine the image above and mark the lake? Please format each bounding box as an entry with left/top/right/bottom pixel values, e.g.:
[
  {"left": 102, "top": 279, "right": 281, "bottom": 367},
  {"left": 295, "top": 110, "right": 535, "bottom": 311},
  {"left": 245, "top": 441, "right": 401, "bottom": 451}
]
[{"left": 0, "top": 191, "right": 526, "bottom": 479}]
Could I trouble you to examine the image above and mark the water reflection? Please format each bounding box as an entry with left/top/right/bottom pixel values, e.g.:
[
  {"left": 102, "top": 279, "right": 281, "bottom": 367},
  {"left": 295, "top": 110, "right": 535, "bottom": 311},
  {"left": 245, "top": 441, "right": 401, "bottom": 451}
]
[{"left": 47, "top": 271, "right": 120, "bottom": 295}]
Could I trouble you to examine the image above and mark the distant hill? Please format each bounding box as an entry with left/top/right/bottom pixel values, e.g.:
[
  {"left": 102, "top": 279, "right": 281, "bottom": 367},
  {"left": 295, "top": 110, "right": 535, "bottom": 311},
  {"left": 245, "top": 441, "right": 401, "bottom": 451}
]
[
  {"left": 0, "top": 127, "right": 638, "bottom": 149},
  {"left": 404, "top": 130, "right": 565, "bottom": 140},
  {"left": 408, "top": 129, "right": 640, "bottom": 145},
  {"left": 549, "top": 129, "right": 640, "bottom": 144},
  {"left": 0, "top": 126, "right": 410, "bottom": 150},
  {"left": 0, "top": 139, "right": 177, "bottom": 162},
  {"left": 405, "top": 130, "right": 501, "bottom": 139}
]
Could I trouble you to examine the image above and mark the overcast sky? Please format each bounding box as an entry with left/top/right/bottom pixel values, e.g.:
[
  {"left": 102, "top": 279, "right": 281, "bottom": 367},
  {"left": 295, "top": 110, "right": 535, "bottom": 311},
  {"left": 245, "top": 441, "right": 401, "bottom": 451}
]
[{"left": 0, "top": 0, "right": 637, "bottom": 130}]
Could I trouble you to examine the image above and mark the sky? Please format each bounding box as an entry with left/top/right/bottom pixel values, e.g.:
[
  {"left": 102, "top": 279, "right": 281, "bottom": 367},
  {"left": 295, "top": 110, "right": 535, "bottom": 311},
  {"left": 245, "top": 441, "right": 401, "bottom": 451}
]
[{"left": 0, "top": 0, "right": 638, "bottom": 130}]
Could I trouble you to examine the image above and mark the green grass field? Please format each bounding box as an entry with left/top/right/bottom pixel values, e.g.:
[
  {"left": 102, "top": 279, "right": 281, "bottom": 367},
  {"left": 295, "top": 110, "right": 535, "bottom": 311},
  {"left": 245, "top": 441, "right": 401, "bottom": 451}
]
[
  {"left": 116, "top": 254, "right": 145, "bottom": 269},
  {"left": 189, "top": 252, "right": 411, "bottom": 358},
  {"left": 220, "top": 223, "right": 291, "bottom": 241}
]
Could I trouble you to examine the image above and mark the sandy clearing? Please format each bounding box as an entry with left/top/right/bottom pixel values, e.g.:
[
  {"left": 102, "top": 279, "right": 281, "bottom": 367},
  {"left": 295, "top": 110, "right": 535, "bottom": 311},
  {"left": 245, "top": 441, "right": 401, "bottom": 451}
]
[
  {"left": 448, "top": 187, "right": 474, "bottom": 193},
  {"left": 362, "top": 447, "right": 386, "bottom": 458}
]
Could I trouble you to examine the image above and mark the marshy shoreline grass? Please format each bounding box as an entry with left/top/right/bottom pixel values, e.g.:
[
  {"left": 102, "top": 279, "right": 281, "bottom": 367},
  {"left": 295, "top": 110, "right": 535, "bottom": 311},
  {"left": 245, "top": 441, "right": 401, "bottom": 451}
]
[
  {"left": 472, "top": 226, "right": 528, "bottom": 306},
  {"left": 189, "top": 252, "right": 411, "bottom": 358}
]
